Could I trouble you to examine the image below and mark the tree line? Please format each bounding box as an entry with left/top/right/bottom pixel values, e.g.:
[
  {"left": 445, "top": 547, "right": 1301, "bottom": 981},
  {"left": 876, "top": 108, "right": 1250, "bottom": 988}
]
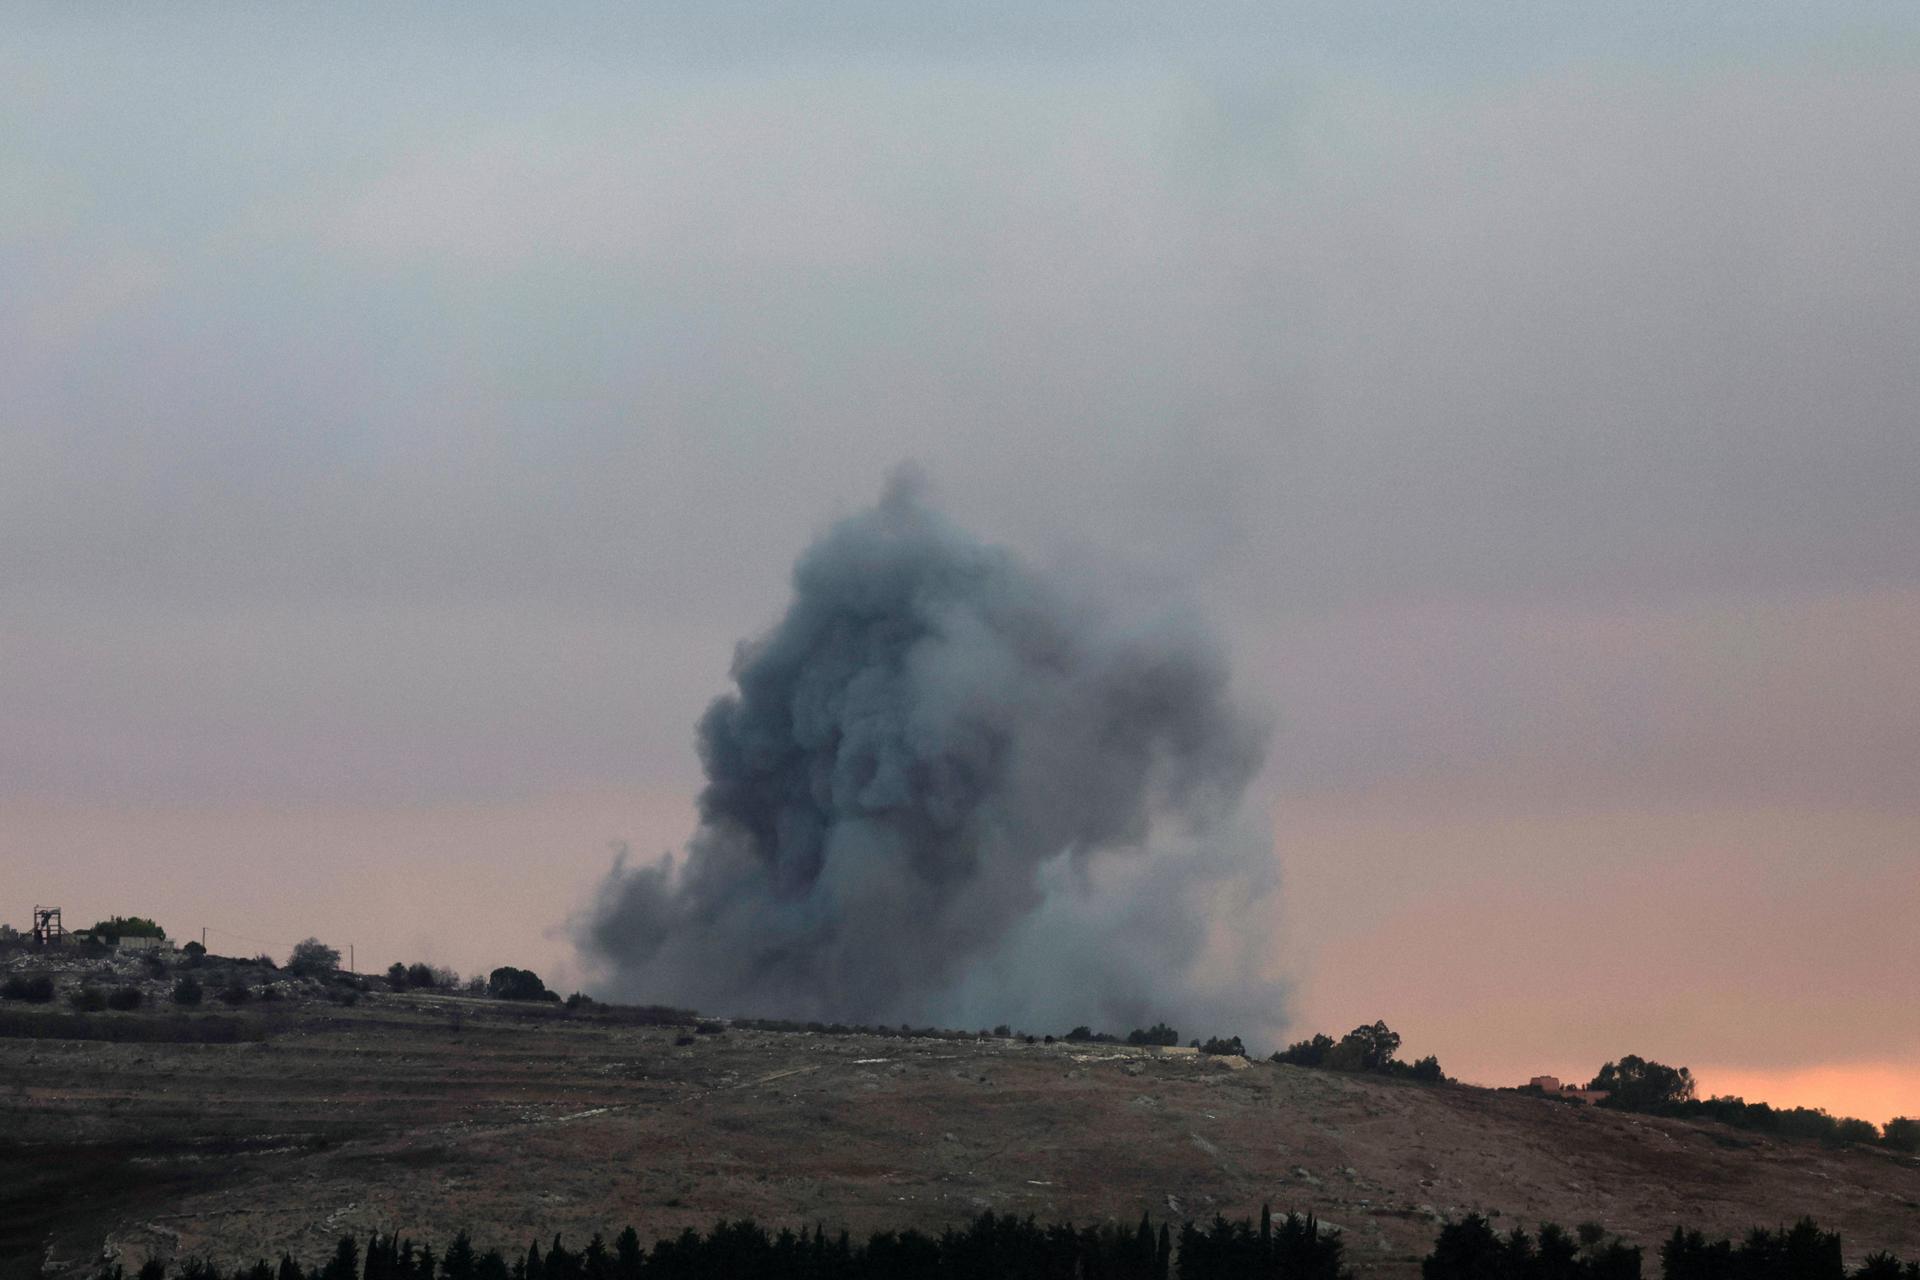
[
  {"left": 1573, "top": 1055, "right": 1917, "bottom": 1153},
  {"left": 92, "top": 1208, "right": 1345, "bottom": 1280},
  {"left": 1271, "top": 1021, "right": 1445, "bottom": 1082},
  {"left": 90, "top": 1207, "right": 1920, "bottom": 1280}
]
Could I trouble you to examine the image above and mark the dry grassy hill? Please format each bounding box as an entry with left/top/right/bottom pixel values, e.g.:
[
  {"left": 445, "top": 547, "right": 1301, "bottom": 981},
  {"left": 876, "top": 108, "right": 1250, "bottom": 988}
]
[{"left": 3, "top": 989, "right": 1917, "bottom": 1280}]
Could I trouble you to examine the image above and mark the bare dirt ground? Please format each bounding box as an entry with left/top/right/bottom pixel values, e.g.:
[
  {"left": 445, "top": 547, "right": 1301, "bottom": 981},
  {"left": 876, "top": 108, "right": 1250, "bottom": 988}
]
[{"left": 3, "top": 994, "right": 1917, "bottom": 1280}]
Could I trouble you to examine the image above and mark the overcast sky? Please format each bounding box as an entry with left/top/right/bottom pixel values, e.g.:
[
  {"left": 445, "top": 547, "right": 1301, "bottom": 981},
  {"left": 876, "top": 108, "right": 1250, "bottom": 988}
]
[{"left": 4, "top": 4, "right": 1916, "bottom": 1120}]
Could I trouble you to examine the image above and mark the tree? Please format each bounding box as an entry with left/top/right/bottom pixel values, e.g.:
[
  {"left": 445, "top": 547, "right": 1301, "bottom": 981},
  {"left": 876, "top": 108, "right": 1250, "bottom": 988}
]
[
  {"left": 406, "top": 962, "right": 436, "bottom": 989},
  {"left": 88, "top": 915, "right": 166, "bottom": 940},
  {"left": 1587, "top": 1054, "right": 1695, "bottom": 1110},
  {"left": 1328, "top": 1021, "right": 1401, "bottom": 1073},
  {"left": 173, "top": 976, "right": 204, "bottom": 1005},
  {"left": 1883, "top": 1117, "right": 1920, "bottom": 1153},
  {"left": 319, "top": 1238, "right": 358, "bottom": 1280},
  {"left": 288, "top": 937, "right": 341, "bottom": 977},
  {"left": 388, "top": 962, "right": 410, "bottom": 991},
  {"left": 1422, "top": 1213, "right": 1502, "bottom": 1280},
  {"left": 1409, "top": 1054, "right": 1445, "bottom": 1083},
  {"left": 1128, "top": 1023, "right": 1179, "bottom": 1046},
  {"left": 442, "top": 1232, "right": 477, "bottom": 1280},
  {"left": 1273, "top": 1033, "right": 1336, "bottom": 1067},
  {"left": 1835, "top": 1116, "right": 1879, "bottom": 1145},
  {"left": 487, "top": 966, "right": 553, "bottom": 1002}
]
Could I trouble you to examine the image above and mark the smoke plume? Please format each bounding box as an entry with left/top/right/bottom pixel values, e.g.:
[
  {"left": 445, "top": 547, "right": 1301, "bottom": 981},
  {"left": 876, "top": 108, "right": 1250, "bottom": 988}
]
[{"left": 580, "top": 473, "right": 1284, "bottom": 1037}]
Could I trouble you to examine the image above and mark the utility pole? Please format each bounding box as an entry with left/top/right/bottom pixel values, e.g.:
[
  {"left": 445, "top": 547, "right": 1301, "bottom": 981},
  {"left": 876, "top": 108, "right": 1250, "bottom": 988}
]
[
  {"left": 202, "top": 926, "right": 207, "bottom": 949},
  {"left": 349, "top": 944, "right": 355, "bottom": 974}
]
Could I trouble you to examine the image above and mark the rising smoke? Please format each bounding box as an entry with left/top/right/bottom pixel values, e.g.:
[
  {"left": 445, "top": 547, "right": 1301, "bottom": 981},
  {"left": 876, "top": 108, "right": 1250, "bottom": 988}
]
[{"left": 580, "top": 472, "right": 1285, "bottom": 1038}]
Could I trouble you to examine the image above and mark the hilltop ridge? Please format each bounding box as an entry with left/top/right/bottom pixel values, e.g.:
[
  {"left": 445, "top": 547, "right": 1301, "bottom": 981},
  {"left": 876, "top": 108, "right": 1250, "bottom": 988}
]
[{"left": 3, "top": 985, "right": 1917, "bottom": 1279}]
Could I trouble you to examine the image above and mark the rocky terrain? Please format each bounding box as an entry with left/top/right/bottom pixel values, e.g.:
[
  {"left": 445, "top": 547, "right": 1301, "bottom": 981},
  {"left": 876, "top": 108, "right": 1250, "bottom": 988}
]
[{"left": 2, "top": 959, "right": 1917, "bottom": 1280}]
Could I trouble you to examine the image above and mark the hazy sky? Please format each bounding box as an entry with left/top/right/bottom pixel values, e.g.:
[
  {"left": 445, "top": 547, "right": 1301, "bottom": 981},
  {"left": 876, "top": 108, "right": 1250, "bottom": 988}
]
[{"left": 5, "top": 5, "right": 1916, "bottom": 1120}]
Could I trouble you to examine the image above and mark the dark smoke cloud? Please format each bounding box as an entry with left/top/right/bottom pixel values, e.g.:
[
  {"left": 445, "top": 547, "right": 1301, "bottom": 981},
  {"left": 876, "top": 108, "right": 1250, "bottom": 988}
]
[{"left": 580, "top": 472, "right": 1284, "bottom": 1037}]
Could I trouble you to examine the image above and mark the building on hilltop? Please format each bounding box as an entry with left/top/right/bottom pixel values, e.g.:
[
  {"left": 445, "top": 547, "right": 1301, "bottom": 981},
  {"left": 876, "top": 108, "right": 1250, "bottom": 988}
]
[{"left": 1527, "top": 1074, "right": 1611, "bottom": 1105}]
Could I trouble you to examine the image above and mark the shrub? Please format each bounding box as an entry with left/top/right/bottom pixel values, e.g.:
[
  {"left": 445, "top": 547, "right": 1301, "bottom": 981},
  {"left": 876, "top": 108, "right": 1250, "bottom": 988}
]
[
  {"left": 182, "top": 941, "right": 206, "bottom": 960},
  {"left": 69, "top": 985, "right": 108, "bottom": 1012},
  {"left": 218, "top": 984, "right": 252, "bottom": 1006},
  {"left": 564, "top": 992, "right": 595, "bottom": 1011},
  {"left": 172, "top": 977, "right": 204, "bottom": 1006},
  {"left": 1409, "top": 1054, "right": 1445, "bottom": 1082},
  {"left": 107, "top": 986, "right": 144, "bottom": 1011},
  {"left": 2, "top": 974, "right": 56, "bottom": 1003}
]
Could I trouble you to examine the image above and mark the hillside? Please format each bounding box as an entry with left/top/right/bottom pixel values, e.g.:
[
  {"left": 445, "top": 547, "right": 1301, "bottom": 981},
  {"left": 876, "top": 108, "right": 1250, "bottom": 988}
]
[{"left": 3, "top": 987, "right": 1917, "bottom": 1279}]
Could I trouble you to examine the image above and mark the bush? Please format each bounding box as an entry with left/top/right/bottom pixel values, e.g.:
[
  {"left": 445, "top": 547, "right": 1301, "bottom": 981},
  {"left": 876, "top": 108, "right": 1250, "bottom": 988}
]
[
  {"left": 172, "top": 977, "right": 204, "bottom": 1006},
  {"left": 1409, "top": 1054, "right": 1445, "bottom": 1082},
  {"left": 107, "top": 986, "right": 144, "bottom": 1011},
  {"left": 218, "top": 984, "right": 252, "bottom": 1006},
  {"left": 182, "top": 941, "right": 206, "bottom": 961},
  {"left": 564, "top": 992, "right": 595, "bottom": 1011},
  {"left": 68, "top": 985, "right": 108, "bottom": 1012},
  {"left": 1200, "top": 1035, "right": 1246, "bottom": 1056},
  {"left": 2, "top": 974, "right": 56, "bottom": 1003}
]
